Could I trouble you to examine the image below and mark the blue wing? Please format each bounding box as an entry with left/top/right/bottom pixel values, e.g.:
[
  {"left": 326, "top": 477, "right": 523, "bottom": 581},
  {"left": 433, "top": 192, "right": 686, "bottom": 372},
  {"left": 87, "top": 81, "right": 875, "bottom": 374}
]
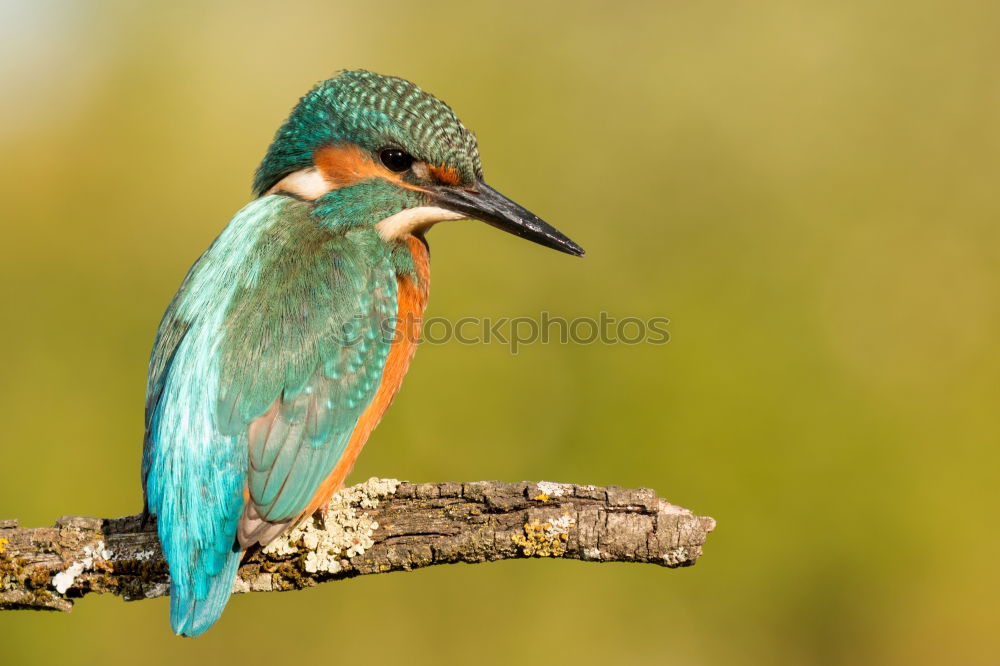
[{"left": 143, "top": 195, "right": 396, "bottom": 636}]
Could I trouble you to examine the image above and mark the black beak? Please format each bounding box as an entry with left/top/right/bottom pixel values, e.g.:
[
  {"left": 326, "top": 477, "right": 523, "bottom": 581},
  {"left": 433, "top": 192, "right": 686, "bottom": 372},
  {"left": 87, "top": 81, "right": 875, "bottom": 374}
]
[{"left": 430, "top": 180, "right": 585, "bottom": 257}]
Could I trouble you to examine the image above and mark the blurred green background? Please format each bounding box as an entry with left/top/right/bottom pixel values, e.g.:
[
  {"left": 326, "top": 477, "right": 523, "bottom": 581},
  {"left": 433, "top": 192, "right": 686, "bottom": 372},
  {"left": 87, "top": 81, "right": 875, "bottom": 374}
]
[{"left": 2, "top": 0, "right": 998, "bottom": 664}]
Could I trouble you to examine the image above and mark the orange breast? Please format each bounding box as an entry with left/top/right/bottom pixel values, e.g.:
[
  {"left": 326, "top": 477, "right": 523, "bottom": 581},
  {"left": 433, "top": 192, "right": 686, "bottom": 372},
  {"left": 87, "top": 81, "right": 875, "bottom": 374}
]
[{"left": 302, "top": 234, "right": 430, "bottom": 516}]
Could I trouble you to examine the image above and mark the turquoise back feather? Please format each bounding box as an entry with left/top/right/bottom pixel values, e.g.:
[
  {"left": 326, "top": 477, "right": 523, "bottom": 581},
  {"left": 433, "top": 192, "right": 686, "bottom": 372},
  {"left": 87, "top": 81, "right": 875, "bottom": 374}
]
[{"left": 143, "top": 195, "right": 400, "bottom": 635}]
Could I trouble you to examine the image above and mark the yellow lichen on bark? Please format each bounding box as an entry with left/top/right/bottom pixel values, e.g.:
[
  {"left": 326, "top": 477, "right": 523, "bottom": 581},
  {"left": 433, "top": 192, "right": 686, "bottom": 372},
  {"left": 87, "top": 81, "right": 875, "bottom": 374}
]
[{"left": 511, "top": 515, "right": 576, "bottom": 557}]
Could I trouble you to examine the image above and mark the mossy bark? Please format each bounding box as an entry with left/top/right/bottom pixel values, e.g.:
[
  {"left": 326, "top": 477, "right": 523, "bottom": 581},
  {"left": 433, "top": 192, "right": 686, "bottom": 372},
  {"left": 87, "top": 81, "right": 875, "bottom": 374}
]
[{"left": 0, "top": 480, "right": 715, "bottom": 612}]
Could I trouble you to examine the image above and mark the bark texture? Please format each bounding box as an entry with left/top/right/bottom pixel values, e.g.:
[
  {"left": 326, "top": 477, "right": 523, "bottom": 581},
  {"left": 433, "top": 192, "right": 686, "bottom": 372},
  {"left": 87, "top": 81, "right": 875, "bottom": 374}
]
[{"left": 0, "top": 478, "right": 715, "bottom": 612}]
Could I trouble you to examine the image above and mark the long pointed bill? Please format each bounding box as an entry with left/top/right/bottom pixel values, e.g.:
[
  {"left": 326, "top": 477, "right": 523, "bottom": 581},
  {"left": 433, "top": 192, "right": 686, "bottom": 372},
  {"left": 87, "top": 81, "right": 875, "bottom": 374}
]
[{"left": 429, "top": 181, "right": 585, "bottom": 256}]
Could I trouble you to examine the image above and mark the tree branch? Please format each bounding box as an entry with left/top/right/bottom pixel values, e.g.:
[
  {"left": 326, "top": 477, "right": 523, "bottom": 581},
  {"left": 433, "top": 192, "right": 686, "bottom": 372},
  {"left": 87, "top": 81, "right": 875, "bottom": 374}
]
[{"left": 0, "top": 478, "right": 715, "bottom": 612}]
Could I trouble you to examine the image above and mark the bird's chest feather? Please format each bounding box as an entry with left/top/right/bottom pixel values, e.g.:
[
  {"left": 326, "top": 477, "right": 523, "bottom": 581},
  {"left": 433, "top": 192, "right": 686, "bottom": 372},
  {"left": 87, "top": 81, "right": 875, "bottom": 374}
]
[
  {"left": 300, "top": 233, "right": 430, "bottom": 513},
  {"left": 213, "top": 209, "right": 400, "bottom": 412}
]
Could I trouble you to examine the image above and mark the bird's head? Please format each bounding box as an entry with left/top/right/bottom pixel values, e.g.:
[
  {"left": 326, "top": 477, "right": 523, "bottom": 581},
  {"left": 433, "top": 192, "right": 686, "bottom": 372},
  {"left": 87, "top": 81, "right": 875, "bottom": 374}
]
[{"left": 254, "top": 70, "right": 583, "bottom": 256}]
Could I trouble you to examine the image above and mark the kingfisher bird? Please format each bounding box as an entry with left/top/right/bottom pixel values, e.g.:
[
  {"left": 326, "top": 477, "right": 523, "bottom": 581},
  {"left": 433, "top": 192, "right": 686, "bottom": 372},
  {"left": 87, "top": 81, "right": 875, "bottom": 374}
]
[{"left": 141, "top": 70, "right": 583, "bottom": 637}]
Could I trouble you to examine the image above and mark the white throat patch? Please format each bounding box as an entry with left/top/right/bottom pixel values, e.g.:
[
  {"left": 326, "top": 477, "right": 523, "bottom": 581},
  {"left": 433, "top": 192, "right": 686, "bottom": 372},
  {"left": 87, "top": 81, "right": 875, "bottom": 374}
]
[
  {"left": 266, "top": 168, "right": 330, "bottom": 199},
  {"left": 266, "top": 168, "right": 466, "bottom": 241},
  {"left": 375, "top": 206, "right": 465, "bottom": 241}
]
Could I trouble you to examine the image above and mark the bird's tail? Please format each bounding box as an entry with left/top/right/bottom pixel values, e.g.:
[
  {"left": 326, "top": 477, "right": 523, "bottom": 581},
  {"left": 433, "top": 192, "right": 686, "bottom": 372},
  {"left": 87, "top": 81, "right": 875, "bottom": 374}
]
[{"left": 169, "top": 547, "right": 242, "bottom": 637}]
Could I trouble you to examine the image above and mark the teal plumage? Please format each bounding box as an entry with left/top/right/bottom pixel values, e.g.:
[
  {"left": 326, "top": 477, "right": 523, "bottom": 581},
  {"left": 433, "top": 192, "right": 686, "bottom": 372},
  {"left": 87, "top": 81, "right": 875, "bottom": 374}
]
[
  {"left": 254, "top": 70, "right": 481, "bottom": 196},
  {"left": 144, "top": 195, "right": 400, "bottom": 635},
  {"left": 142, "top": 69, "right": 583, "bottom": 638},
  {"left": 217, "top": 198, "right": 400, "bottom": 523},
  {"left": 144, "top": 193, "right": 406, "bottom": 634}
]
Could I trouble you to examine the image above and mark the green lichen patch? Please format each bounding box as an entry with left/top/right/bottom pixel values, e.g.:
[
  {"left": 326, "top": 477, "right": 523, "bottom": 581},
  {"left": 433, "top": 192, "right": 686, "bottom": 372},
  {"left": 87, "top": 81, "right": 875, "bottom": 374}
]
[
  {"left": 0, "top": 552, "right": 25, "bottom": 590},
  {"left": 662, "top": 546, "right": 695, "bottom": 567},
  {"left": 262, "top": 477, "right": 400, "bottom": 574}
]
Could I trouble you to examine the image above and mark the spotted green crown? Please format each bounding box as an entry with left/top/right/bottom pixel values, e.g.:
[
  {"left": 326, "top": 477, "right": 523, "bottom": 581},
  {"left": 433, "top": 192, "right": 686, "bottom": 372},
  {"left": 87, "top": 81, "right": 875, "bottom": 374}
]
[{"left": 253, "top": 70, "right": 483, "bottom": 196}]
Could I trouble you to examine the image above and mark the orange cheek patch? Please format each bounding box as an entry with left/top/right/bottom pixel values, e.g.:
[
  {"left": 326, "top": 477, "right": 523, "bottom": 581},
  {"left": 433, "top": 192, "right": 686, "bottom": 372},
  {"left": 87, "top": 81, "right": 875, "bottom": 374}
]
[
  {"left": 314, "top": 144, "right": 392, "bottom": 188},
  {"left": 428, "top": 164, "right": 462, "bottom": 185},
  {"left": 313, "top": 144, "right": 425, "bottom": 192}
]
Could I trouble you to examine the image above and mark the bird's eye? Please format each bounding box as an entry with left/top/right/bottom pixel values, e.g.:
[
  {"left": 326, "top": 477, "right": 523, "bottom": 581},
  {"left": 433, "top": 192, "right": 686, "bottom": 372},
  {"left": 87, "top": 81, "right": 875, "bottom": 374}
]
[{"left": 379, "top": 148, "right": 414, "bottom": 173}]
